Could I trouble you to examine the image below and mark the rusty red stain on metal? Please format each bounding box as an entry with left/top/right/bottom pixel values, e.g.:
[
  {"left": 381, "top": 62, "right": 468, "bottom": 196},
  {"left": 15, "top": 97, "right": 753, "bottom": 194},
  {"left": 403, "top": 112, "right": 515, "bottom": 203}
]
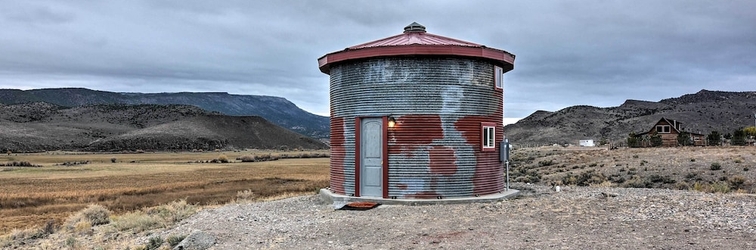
[
  {"left": 455, "top": 114, "right": 504, "bottom": 195},
  {"left": 405, "top": 191, "right": 440, "bottom": 199},
  {"left": 428, "top": 145, "right": 457, "bottom": 175},
  {"left": 329, "top": 116, "right": 346, "bottom": 195},
  {"left": 396, "top": 183, "right": 408, "bottom": 190},
  {"left": 354, "top": 118, "right": 361, "bottom": 197},
  {"left": 383, "top": 116, "right": 389, "bottom": 199},
  {"left": 389, "top": 115, "right": 443, "bottom": 145}
]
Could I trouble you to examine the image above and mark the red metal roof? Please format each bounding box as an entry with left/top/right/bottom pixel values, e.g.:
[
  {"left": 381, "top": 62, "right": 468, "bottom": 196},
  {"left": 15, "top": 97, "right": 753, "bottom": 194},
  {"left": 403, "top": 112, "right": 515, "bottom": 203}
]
[{"left": 318, "top": 22, "right": 515, "bottom": 74}]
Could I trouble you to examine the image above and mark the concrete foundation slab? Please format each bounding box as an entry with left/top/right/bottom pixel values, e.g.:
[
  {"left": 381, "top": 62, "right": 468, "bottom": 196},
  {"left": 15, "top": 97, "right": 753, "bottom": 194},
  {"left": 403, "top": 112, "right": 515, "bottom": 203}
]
[{"left": 319, "top": 188, "right": 519, "bottom": 206}]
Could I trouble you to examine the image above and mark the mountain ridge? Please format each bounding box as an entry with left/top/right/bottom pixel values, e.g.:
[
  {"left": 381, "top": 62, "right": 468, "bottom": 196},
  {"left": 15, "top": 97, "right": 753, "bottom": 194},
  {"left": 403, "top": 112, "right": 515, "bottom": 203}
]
[
  {"left": 0, "top": 88, "right": 329, "bottom": 138},
  {"left": 504, "top": 89, "right": 756, "bottom": 146},
  {"left": 0, "top": 102, "right": 327, "bottom": 152}
]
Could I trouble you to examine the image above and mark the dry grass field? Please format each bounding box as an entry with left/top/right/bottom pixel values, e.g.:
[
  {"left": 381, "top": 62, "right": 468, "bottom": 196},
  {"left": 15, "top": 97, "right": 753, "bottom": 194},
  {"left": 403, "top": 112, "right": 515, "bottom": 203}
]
[
  {"left": 0, "top": 150, "right": 329, "bottom": 235},
  {"left": 509, "top": 146, "right": 756, "bottom": 193}
]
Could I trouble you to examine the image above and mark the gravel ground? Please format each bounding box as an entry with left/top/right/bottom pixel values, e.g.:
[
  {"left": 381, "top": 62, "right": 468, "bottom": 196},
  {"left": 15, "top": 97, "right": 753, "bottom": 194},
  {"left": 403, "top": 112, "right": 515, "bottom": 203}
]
[{"left": 150, "top": 184, "right": 756, "bottom": 249}]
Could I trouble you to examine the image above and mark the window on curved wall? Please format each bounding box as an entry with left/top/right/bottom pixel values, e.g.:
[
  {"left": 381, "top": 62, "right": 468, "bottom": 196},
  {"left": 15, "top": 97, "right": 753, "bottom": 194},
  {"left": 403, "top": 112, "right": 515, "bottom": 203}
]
[
  {"left": 494, "top": 66, "right": 503, "bottom": 90},
  {"left": 481, "top": 122, "right": 496, "bottom": 151}
]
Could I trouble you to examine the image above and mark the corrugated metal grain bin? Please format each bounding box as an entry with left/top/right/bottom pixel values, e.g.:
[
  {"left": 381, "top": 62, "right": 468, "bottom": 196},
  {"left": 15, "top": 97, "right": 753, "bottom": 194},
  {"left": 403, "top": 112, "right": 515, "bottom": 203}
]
[{"left": 318, "top": 22, "right": 515, "bottom": 199}]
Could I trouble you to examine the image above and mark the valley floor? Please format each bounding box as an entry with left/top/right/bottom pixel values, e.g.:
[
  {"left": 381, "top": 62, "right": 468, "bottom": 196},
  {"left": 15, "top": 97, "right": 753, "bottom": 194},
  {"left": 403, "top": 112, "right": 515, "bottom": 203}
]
[{"left": 139, "top": 184, "right": 756, "bottom": 249}]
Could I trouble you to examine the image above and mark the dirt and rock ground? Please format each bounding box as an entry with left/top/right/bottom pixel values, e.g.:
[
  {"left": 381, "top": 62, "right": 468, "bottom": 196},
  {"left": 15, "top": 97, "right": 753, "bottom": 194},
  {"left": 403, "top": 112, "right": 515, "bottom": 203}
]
[{"left": 140, "top": 183, "right": 756, "bottom": 249}]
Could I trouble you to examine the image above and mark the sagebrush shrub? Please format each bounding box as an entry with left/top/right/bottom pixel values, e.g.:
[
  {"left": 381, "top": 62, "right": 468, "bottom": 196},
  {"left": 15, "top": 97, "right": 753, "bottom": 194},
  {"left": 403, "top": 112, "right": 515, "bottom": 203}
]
[
  {"left": 64, "top": 204, "right": 111, "bottom": 231},
  {"left": 710, "top": 162, "right": 722, "bottom": 170},
  {"left": 218, "top": 154, "right": 229, "bottom": 163},
  {"left": 167, "top": 234, "right": 186, "bottom": 247}
]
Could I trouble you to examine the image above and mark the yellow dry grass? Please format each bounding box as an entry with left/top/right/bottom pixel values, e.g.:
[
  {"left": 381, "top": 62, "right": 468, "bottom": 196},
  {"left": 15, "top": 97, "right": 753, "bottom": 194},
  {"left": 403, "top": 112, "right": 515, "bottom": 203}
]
[{"left": 0, "top": 150, "right": 330, "bottom": 234}]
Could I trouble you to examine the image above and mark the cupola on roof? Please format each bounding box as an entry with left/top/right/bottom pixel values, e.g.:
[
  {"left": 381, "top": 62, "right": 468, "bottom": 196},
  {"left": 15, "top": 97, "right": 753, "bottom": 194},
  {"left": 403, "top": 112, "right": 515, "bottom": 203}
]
[{"left": 318, "top": 22, "right": 515, "bottom": 74}]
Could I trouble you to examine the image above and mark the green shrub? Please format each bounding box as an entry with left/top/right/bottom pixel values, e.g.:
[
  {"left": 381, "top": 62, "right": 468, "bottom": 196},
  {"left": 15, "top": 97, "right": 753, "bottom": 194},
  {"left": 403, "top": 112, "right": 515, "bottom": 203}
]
[
  {"left": 608, "top": 174, "right": 626, "bottom": 184},
  {"left": 710, "top": 162, "right": 722, "bottom": 170},
  {"left": 707, "top": 131, "right": 722, "bottom": 146},
  {"left": 732, "top": 129, "right": 748, "bottom": 146},
  {"left": 729, "top": 175, "right": 746, "bottom": 190},
  {"left": 112, "top": 211, "right": 161, "bottom": 232},
  {"left": 623, "top": 175, "right": 651, "bottom": 188},
  {"left": 146, "top": 236, "right": 164, "bottom": 250},
  {"left": 685, "top": 172, "right": 698, "bottom": 179},
  {"left": 710, "top": 182, "right": 731, "bottom": 193},
  {"left": 677, "top": 131, "right": 693, "bottom": 146},
  {"left": 217, "top": 154, "right": 229, "bottom": 163},
  {"left": 627, "top": 134, "right": 640, "bottom": 148},
  {"left": 538, "top": 160, "right": 554, "bottom": 167},
  {"left": 66, "top": 237, "right": 77, "bottom": 248},
  {"left": 650, "top": 133, "right": 663, "bottom": 147},
  {"left": 647, "top": 174, "right": 676, "bottom": 184},
  {"left": 562, "top": 171, "right": 606, "bottom": 186},
  {"left": 64, "top": 204, "right": 111, "bottom": 232},
  {"left": 167, "top": 234, "right": 187, "bottom": 247},
  {"left": 115, "top": 200, "right": 199, "bottom": 232}
]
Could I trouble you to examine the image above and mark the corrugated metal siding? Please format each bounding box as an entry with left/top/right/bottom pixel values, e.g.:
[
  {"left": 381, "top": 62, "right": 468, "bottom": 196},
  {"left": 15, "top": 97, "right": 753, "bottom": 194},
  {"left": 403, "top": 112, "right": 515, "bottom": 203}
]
[
  {"left": 329, "top": 116, "right": 346, "bottom": 195},
  {"left": 330, "top": 57, "right": 505, "bottom": 199}
]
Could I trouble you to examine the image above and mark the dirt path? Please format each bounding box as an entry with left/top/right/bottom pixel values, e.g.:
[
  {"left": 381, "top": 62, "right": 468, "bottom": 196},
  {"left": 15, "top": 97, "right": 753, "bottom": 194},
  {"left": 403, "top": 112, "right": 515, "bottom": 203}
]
[{"left": 147, "top": 184, "right": 756, "bottom": 249}]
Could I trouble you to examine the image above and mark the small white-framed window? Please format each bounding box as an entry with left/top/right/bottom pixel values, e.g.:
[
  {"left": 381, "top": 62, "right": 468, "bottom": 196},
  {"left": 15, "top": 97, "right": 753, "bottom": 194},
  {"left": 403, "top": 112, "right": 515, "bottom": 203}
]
[
  {"left": 481, "top": 122, "right": 496, "bottom": 151},
  {"left": 656, "top": 125, "right": 671, "bottom": 133},
  {"left": 494, "top": 66, "right": 503, "bottom": 90}
]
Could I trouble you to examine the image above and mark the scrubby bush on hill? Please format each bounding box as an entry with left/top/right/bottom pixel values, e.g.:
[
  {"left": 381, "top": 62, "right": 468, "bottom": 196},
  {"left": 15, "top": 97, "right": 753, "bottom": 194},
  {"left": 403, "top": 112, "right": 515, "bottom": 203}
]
[{"left": 64, "top": 204, "right": 111, "bottom": 234}]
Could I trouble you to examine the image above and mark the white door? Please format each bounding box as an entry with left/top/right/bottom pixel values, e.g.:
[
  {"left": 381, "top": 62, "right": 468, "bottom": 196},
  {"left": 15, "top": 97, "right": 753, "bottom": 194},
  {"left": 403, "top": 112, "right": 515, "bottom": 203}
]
[{"left": 360, "top": 118, "right": 383, "bottom": 197}]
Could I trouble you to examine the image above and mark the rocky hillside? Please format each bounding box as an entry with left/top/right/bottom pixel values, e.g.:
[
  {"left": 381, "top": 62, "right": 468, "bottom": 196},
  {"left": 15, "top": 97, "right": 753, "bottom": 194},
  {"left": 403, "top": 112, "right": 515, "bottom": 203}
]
[
  {"left": 504, "top": 90, "right": 756, "bottom": 145},
  {"left": 0, "top": 103, "right": 327, "bottom": 152},
  {"left": 0, "top": 88, "right": 329, "bottom": 138}
]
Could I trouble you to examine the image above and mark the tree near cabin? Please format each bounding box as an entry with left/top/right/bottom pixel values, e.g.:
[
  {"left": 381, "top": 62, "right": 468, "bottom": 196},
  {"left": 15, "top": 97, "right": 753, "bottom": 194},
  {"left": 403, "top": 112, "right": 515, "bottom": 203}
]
[
  {"left": 677, "top": 131, "right": 693, "bottom": 146},
  {"left": 744, "top": 126, "right": 756, "bottom": 137},
  {"left": 707, "top": 131, "right": 722, "bottom": 146},
  {"left": 627, "top": 133, "right": 640, "bottom": 148},
  {"left": 731, "top": 128, "right": 748, "bottom": 146},
  {"left": 650, "top": 131, "right": 663, "bottom": 147}
]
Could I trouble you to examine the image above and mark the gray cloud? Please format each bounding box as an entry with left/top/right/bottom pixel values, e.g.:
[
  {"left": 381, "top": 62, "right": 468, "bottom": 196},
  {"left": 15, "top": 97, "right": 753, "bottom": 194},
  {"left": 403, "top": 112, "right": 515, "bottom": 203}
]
[{"left": 1, "top": 1, "right": 754, "bottom": 118}]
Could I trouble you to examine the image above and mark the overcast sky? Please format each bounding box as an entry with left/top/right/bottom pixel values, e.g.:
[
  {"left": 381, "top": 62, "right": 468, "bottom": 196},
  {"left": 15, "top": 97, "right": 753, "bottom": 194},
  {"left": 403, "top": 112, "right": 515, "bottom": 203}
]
[{"left": 1, "top": 1, "right": 755, "bottom": 123}]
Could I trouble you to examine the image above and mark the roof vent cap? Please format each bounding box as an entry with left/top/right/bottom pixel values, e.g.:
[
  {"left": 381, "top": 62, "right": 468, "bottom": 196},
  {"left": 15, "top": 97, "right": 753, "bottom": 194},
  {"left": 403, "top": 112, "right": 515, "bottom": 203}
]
[{"left": 403, "top": 22, "right": 426, "bottom": 33}]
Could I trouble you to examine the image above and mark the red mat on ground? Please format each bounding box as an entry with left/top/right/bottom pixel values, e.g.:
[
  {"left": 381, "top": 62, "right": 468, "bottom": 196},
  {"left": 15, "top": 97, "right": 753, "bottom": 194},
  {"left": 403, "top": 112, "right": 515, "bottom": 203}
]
[{"left": 338, "top": 202, "right": 381, "bottom": 210}]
